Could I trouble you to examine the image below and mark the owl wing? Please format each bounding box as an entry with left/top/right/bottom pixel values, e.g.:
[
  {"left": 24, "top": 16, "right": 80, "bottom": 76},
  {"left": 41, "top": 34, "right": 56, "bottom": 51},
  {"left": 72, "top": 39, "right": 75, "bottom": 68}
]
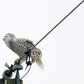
[
  {"left": 12, "top": 38, "right": 42, "bottom": 58},
  {"left": 16, "top": 38, "right": 34, "bottom": 48}
]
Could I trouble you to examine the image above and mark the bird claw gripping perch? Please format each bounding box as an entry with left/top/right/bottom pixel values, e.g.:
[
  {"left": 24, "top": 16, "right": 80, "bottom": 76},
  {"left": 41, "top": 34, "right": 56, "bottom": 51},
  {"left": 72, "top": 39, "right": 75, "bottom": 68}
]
[{"left": 25, "top": 47, "right": 32, "bottom": 70}]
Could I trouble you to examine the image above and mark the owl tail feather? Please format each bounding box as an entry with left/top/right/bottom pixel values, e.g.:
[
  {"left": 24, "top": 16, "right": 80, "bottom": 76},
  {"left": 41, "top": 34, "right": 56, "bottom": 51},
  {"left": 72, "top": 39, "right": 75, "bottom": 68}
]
[{"left": 36, "top": 58, "right": 44, "bottom": 70}]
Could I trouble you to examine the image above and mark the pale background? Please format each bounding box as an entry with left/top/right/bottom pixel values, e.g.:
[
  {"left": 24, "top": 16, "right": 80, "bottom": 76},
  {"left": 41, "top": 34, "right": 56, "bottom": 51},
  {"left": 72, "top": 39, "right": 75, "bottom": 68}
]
[{"left": 0, "top": 0, "right": 84, "bottom": 84}]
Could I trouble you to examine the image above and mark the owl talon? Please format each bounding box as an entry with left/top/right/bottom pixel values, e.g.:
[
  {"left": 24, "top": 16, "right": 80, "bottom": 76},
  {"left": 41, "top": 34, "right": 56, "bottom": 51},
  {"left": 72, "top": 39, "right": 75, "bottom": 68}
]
[{"left": 14, "top": 60, "right": 20, "bottom": 64}]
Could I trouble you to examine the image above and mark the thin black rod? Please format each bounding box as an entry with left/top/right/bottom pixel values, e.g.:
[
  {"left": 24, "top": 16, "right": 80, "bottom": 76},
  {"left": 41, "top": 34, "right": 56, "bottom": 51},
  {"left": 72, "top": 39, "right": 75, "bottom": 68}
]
[{"left": 31, "top": 0, "right": 84, "bottom": 50}]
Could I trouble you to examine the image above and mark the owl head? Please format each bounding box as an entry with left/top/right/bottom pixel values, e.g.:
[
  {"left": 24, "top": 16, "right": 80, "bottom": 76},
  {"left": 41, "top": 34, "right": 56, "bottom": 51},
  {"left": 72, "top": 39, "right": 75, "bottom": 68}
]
[{"left": 3, "top": 33, "right": 17, "bottom": 44}]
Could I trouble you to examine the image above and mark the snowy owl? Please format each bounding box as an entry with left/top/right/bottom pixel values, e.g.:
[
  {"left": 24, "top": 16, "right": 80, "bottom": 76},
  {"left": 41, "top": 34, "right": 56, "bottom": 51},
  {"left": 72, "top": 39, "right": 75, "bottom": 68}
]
[{"left": 3, "top": 33, "right": 44, "bottom": 69}]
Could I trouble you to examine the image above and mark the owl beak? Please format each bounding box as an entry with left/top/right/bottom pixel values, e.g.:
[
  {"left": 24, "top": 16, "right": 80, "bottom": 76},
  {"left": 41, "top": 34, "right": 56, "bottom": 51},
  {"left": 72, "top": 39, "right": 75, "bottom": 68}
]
[{"left": 3, "top": 37, "right": 5, "bottom": 41}]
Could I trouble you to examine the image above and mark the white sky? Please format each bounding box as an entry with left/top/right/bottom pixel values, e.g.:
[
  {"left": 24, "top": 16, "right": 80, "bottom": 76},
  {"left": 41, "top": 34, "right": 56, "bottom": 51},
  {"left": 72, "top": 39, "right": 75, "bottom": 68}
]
[{"left": 0, "top": 0, "right": 84, "bottom": 84}]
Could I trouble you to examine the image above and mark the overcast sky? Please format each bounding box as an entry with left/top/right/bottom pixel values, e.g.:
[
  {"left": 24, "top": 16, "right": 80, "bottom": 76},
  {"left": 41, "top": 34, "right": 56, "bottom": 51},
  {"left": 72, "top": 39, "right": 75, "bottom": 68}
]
[{"left": 0, "top": 0, "right": 84, "bottom": 84}]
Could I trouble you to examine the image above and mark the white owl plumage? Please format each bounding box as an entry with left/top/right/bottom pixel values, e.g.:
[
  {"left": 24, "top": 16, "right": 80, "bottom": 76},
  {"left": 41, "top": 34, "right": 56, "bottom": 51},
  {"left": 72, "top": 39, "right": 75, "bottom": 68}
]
[{"left": 3, "top": 33, "right": 44, "bottom": 69}]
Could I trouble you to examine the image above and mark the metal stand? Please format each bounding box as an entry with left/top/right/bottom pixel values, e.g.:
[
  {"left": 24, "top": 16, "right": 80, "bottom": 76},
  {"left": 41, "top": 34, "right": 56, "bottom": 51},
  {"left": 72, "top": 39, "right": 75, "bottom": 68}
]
[
  {"left": 14, "top": 64, "right": 23, "bottom": 84},
  {"left": 0, "top": 63, "right": 23, "bottom": 84},
  {"left": 0, "top": 47, "right": 32, "bottom": 84},
  {"left": 15, "top": 70, "right": 20, "bottom": 84}
]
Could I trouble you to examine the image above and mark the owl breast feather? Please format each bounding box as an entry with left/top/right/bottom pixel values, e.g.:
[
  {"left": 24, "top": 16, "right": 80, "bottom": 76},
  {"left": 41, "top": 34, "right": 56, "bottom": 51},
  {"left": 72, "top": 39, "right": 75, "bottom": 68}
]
[{"left": 9, "top": 39, "right": 34, "bottom": 57}]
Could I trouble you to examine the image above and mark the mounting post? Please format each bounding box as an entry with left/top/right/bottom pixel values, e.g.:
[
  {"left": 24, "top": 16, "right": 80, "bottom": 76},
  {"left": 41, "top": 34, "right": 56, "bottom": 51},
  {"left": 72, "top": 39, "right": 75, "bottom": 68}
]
[{"left": 6, "top": 79, "right": 23, "bottom": 84}]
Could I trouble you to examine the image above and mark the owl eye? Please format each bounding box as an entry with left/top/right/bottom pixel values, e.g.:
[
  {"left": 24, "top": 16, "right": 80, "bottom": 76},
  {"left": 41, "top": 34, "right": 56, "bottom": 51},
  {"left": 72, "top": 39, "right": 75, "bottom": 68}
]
[{"left": 5, "top": 36, "right": 7, "bottom": 37}]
